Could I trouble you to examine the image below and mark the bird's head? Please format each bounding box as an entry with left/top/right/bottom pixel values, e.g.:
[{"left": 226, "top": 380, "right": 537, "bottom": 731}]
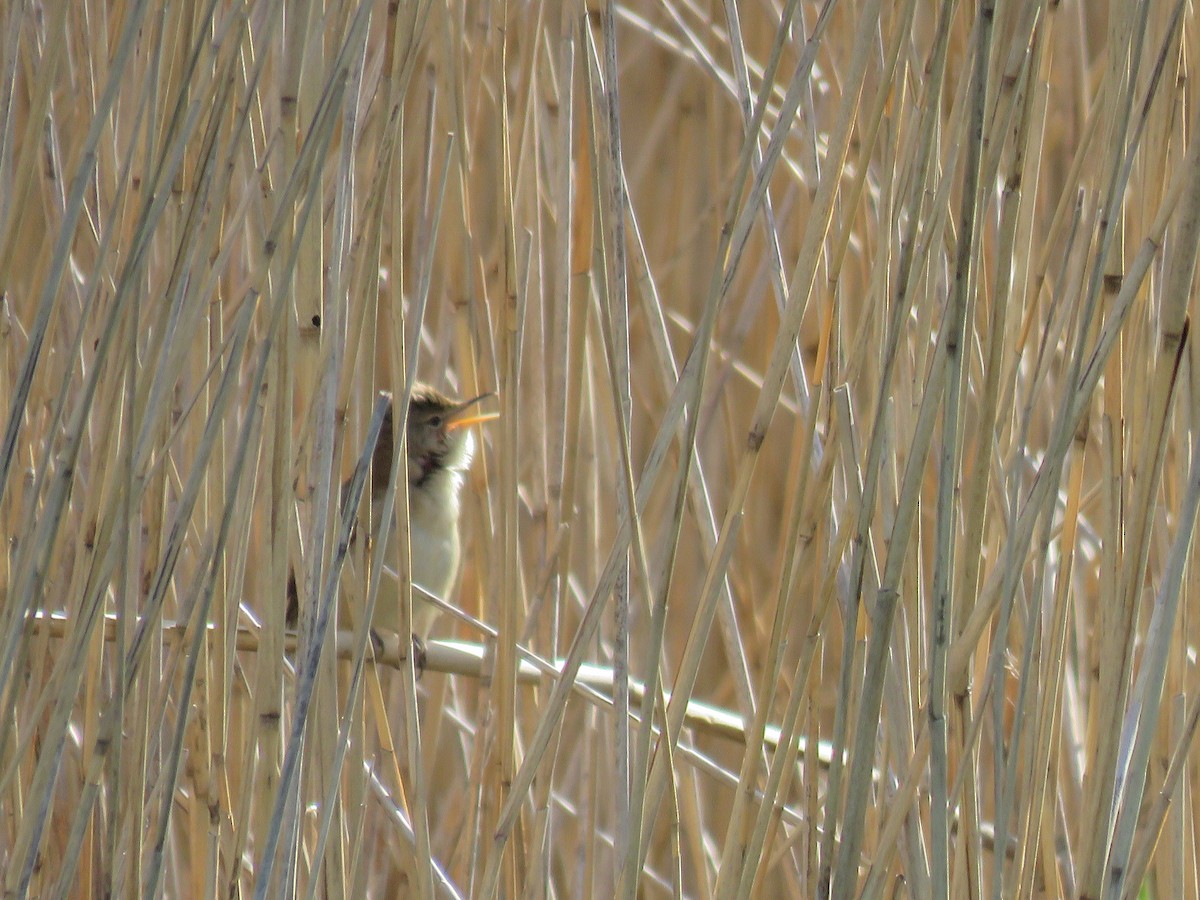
[{"left": 404, "top": 385, "right": 498, "bottom": 486}]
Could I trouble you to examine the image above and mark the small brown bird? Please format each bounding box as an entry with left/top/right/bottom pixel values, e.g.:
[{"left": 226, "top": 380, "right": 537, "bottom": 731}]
[
  {"left": 288, "top": 384, "right": 496, "bottom": 660},
  {"left": 363, "top": 384, "right": 497, "bottom": 640}
]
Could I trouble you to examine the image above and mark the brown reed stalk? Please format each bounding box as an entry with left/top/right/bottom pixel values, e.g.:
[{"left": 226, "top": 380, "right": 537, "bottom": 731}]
[{"left": 6, "top": 2, "right": 1200, "bottom": 897}]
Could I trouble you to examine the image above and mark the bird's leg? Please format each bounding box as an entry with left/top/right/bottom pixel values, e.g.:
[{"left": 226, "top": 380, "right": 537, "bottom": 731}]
[
  {"left": 410, "top": 634, "right": 427, "bottom": 679},
  {"left": 368, "top": 626, "right": 386, "bottom": 658},
  {"left": 368, "top": 627, "right": 426, "bottom": 678}
]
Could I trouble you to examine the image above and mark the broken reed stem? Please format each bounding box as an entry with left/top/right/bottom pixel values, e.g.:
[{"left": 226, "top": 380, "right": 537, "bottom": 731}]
[{"left": 21, "top": 610, "right": 818, "bottom": 758}]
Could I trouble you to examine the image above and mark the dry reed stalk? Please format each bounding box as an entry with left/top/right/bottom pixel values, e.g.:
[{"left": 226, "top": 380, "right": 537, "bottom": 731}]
[{"left": 6, "top": 1, "right": 1200, "bottom": 897}]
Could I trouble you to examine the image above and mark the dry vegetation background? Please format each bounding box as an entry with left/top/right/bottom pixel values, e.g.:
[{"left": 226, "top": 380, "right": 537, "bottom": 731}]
[{"left": 2, "top": 0, "right": 1200, "bottom": 897}]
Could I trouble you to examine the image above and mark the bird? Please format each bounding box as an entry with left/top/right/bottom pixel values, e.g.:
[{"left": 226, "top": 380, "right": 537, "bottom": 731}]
[
  {"left": 364, "top": 383, "right": 496, "bottom": 640},
  {"left": 288, "top": 383, "right": 496, "bottom": 668}
]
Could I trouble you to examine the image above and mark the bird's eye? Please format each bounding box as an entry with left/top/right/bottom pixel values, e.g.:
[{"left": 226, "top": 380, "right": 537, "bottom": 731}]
[{"left": 429, "top": 415, "right": 443, "bottom": 428}]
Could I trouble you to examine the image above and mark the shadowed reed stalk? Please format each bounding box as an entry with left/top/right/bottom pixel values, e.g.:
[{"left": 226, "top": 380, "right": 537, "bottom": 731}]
[{"left": 4, "top": 2, "right": 1200, "bottom": 897}]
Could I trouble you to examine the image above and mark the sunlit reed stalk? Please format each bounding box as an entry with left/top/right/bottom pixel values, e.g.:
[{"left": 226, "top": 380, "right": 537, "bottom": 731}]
[{"left": 4, "top": 2, "right": 1200, "bottom": 897}]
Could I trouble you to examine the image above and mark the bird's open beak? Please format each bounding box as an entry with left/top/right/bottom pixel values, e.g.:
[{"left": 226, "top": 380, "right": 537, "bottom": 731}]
[{"left": 444, "top": 392, "right": 500, "bottom": 431}]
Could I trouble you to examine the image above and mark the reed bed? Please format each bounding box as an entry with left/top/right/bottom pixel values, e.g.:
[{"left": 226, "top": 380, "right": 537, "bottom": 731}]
[{"left": 1, "top": 0, "right": 1198, "bottom": 897}]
